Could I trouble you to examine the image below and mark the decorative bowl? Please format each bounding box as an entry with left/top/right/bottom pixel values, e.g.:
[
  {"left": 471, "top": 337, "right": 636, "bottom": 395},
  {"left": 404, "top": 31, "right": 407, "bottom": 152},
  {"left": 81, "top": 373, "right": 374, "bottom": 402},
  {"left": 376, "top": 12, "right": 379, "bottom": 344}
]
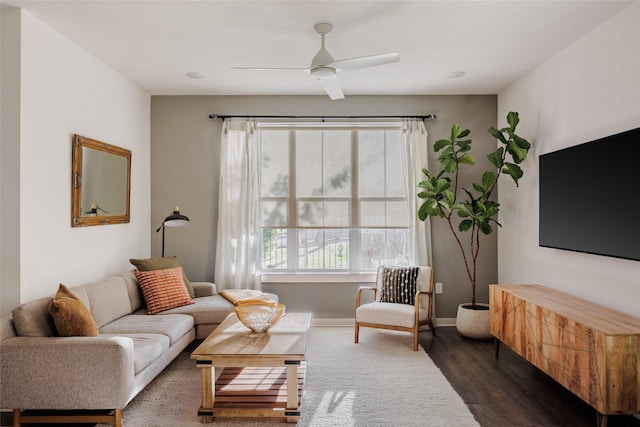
[{"left": 235, "top": 300, "right": 286, "bottom": 332}]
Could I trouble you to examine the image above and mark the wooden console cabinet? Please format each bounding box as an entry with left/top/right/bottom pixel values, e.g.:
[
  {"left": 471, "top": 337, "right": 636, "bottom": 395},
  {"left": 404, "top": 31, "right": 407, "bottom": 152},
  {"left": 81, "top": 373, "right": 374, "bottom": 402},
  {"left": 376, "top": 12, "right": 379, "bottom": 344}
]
[{"left": 490, "top": 284, "right": 640, "bottom": 426}]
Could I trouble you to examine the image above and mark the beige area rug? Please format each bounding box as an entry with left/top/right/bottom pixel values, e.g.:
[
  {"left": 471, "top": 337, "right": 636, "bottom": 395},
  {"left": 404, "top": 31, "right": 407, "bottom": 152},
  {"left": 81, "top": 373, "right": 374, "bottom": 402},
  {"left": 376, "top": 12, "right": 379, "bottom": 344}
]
[{"left": 103, "top": 327, "right": 479, "bottom": 426}]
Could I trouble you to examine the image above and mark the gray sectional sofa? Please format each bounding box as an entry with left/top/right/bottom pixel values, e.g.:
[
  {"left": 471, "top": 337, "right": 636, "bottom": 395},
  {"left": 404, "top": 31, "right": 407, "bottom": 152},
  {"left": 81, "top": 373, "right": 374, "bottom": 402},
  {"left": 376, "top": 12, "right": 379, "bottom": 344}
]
[{"left": 0, "top": 269, "right": 275, "bottom": 426}]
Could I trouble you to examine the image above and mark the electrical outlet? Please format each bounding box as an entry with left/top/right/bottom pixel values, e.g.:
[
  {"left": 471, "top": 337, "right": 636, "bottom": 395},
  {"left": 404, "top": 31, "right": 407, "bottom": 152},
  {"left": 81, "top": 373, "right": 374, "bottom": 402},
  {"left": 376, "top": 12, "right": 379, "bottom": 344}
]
[{"left": 435, "top": 282, "right": 443, "bottom": 294}]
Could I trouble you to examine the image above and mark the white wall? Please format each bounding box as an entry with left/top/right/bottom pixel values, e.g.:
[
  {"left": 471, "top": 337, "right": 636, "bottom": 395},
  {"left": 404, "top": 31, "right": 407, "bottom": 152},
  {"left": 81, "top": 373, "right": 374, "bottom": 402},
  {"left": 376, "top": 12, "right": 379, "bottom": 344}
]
[
  {"left": 498, "top": 2, "right": 640, "bottom": 316},
  {"left": 1, "top": 9, "right": 151, "bottom": 312}
]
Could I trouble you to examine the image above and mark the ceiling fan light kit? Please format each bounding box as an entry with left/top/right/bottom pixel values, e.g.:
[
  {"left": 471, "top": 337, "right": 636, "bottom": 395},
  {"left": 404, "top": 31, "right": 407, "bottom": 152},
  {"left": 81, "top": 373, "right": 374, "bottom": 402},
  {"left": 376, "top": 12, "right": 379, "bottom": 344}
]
[{"left": 233, "top": 22, "right": 399, "bottom": 100}]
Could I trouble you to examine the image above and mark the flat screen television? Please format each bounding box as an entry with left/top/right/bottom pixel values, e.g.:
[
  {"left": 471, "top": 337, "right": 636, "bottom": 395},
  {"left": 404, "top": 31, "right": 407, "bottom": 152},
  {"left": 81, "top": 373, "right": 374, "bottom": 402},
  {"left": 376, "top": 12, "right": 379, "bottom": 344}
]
[{"left": 539, "top": 126, "right": 640, "bottom": 262}]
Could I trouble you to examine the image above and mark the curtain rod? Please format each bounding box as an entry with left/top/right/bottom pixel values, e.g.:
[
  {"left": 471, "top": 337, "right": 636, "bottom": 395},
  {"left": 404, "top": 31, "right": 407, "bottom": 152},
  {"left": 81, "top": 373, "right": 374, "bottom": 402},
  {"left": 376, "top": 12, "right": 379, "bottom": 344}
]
[{"left": 208, "top": 114, "right": 436, "bottom": 120}]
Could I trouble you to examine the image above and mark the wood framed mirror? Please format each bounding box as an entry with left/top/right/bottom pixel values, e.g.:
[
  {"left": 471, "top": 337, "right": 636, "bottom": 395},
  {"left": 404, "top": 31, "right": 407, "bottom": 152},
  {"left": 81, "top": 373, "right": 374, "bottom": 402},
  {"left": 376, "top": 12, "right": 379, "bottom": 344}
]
[{"left": 72, "top": 134, "right": 131, "bottom": 227}]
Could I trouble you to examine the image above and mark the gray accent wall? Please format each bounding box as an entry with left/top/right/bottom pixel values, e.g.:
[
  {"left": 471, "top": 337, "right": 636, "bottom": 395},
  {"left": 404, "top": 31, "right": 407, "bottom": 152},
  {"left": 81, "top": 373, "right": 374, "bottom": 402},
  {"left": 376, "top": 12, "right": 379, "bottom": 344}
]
[{"left": 150, "top": 95, "right": 497, "bottom": 320}]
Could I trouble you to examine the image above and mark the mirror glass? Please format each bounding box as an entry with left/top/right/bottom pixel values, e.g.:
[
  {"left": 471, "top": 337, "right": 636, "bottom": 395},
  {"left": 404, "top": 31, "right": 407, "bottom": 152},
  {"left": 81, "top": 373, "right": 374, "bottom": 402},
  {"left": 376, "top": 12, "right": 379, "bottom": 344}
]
[{"left": 72, "top": 134, "right": 131, "bottom": 227}]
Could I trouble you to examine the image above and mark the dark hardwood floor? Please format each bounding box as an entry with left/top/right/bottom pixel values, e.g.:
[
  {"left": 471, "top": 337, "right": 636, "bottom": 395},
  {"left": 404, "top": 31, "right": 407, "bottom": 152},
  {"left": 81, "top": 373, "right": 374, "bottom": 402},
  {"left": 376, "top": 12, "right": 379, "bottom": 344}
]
[{"left": 420, "top": 326, "right": 640, "bottom": 427}]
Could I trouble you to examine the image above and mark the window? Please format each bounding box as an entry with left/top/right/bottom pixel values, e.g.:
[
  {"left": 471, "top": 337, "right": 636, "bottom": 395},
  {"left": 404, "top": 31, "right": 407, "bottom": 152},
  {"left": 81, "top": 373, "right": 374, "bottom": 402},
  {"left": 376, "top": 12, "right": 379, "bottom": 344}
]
[{"left": 260, "top": 122, "right": 410, "bottom": 273}]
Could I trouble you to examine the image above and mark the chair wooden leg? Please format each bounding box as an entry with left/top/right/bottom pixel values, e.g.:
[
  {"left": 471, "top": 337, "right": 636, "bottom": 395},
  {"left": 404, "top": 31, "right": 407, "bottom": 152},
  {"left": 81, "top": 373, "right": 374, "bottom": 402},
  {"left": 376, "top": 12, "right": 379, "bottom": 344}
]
[
  {"left": 13, "top": 409, "right": 20, "bottom": 427},
  {"left": 413, "top": 326, "right": 419, "bottom": 351},
  {"left": 354, "top": 322, "right": 360, "bottom": 344}
]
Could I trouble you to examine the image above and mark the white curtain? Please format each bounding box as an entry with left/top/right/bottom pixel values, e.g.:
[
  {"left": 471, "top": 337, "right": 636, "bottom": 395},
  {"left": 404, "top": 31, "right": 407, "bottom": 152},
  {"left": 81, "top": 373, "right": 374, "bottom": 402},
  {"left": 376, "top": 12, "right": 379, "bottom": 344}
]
[
  {"left": 214, "top": 119, "right": 262, "bottom": 290},
  {"left": 402, "top": 119, "right": 433, "bottom": 267}
]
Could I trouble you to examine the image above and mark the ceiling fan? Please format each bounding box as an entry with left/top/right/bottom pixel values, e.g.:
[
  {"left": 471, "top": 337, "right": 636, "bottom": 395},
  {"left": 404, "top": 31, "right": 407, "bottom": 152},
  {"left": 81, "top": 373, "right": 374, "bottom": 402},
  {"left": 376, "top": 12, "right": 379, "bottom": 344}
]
[{"left": 232, "top": 23, "right": 400, "bottom": 100}]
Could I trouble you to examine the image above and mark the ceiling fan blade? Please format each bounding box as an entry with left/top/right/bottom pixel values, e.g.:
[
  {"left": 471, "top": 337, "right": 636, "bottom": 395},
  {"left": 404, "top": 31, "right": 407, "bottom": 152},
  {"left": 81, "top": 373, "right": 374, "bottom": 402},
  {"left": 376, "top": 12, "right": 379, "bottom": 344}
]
[
  {"left": 232, "top": 66, "right": 310, "bottom": 71},
  {"left": 318, "top": 75, "right": 344, "bottom": 100},
  {"left": 330, "top": 52, "right": 399, "bottom": 72}
]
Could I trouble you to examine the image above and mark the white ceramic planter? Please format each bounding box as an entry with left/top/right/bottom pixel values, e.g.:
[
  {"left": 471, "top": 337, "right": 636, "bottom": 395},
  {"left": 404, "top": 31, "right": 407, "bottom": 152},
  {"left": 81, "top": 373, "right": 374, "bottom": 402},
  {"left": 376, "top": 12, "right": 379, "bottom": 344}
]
[{"left": 455, "top": 303, "right": 492, "bottom": 340}]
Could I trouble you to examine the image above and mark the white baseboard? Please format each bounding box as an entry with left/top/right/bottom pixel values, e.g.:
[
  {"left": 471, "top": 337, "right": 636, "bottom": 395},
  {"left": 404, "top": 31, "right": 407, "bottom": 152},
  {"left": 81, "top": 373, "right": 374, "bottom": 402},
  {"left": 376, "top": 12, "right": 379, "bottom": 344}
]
[
  {"left": 435, "top": 317, "right": 456, "bottom": 327},
  {"left": 312, "top": 317, "right": 456, "bottom": 328},
  {"left": 312, "top": 318, "right": 354, "bottom": 327}
]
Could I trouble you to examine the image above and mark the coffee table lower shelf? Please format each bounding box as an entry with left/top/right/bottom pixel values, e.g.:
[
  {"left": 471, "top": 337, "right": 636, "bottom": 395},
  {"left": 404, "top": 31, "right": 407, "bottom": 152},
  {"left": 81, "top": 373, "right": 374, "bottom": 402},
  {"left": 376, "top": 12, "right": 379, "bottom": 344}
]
[{"left": 198, "top": 364, "right": 306, "bottom": 423}]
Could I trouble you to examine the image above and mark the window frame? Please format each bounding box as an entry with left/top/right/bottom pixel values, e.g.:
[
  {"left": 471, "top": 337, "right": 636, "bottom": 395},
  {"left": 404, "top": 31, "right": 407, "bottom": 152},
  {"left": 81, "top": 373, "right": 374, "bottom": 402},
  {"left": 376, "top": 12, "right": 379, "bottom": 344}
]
[{"left": 259, "top": 121, "right": 409, "bottom": 275}]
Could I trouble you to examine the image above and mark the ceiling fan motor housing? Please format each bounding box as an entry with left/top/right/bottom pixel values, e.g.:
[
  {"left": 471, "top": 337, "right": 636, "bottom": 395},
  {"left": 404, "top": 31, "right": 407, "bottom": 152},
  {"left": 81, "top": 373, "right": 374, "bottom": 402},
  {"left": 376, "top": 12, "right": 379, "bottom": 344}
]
[{"left": 310, "top": 66, "right": 336, "bottom": 80}]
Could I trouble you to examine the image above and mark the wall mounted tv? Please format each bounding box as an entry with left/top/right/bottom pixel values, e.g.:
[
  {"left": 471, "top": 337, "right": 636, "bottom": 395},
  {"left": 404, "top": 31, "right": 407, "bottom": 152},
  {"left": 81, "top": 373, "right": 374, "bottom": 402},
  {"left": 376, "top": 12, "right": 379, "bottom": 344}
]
[{"left": 539, "top": 126, "right": 640, "bottom": 262}]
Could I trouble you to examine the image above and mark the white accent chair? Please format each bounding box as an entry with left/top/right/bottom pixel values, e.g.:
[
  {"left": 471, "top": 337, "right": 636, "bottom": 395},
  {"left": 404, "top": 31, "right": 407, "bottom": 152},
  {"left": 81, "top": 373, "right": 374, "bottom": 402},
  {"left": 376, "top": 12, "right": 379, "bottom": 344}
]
[{"left": 354, "top": 266, "right": 435, "bottom": 351}]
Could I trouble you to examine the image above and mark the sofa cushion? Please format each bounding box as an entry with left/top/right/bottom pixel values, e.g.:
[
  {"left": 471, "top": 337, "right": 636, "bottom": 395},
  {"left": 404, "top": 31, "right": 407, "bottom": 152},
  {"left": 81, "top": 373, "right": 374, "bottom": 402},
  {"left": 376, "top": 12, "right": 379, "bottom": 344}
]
[
  {"left": 48, "top": 284, "right": 99, "bottom": 337},
  {"left": 0, "top": 317, "right": 16, "bottom": 340},
  {"left": 99, "top": 313, "right": 194, "bottom": 346},
  {"left": 66, "top": 286, "right": 90, "bottom": 309},
  {"left": 11, "top": 297, "right": 56, "bottom": 337},
  {"left": 356, "top": 301, "right": 428, "bottom": 328},
  {"left": 135, "top": 267, "right": 194, "bottom": 315},
  {"left": 160, "top": 295, "right": 235, "bottom": 325},
  {"left": 120, "top": 270, "right": 145, "bottom": 312},
  {"left": 100, "top": 333, "right": 170, "bottom": 374},
  {"left": 162, "top": 293, "right": 279, "bottom": 326},
  {"left": 82, "top": 276, "right": 133, "bottom": 328},
  {"left": 130, "top": 256, "right": 195, "bottom": 298}
]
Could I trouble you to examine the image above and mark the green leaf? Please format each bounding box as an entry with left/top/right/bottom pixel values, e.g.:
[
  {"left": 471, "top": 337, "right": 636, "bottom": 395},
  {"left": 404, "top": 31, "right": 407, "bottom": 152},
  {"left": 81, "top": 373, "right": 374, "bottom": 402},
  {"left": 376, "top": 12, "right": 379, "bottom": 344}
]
[
  {"left": 450, "top": 124, "right": 462, "bottom": 140},
  {"left": 438, "top": 200, "right": 452, "bottom": 212},
  {"left": 512, "top": 134, "right": 531, "bottom": 150},
  {"left": 433, "top": 139, "right": 450, "bottom": 152},
  {"left": 506, "top": 140, "right": 528, "bottom": 164},
  {"left": 482, "top": 171, "right": 496, "bottom": 190},
  {"left": 418, "top": 202, "right": 430, "bottom": 221},
  {"left": 438, "top": 146, "right": 454, "bottom": 161},
  {"left": 459, "top": 219, "right": 473, "bottom": 232},
  {"left": 456, "top": 140, "right": 472, "bottom": 152},
  {"left": 503, "top": 163, "right": 524, "bottom": 186},
  {"left": 444, "top": 190, "right": 455, "bottom": 206},
  {"left": 458, "top": 153, "right": 475, "bottom": 165},
  {"left": 472, "top": 183, "right": 484, "bottom": 193},
  {"left": 479, "top": 221, "right": 493, "bottom": 235},
  {"left": 507, "top": 111, "right": 520, "bottom": 130},
  {"left": 433, "top": 178, "right": 451, "bottom": 194},
  {"left": 488, "top": 127, "right": 508, "bottom": 144},
  {"left": 442, "top": 158, "right": 457, "bottom": 174},
  {"left": 435, "top": 178, "right": 451, "bottom": 193},
  {"left": 458, "top": 129, "right": 471, "bottom": 138},
  {"left": 487, "top": 147, "right": 504, "bottom": 169}
]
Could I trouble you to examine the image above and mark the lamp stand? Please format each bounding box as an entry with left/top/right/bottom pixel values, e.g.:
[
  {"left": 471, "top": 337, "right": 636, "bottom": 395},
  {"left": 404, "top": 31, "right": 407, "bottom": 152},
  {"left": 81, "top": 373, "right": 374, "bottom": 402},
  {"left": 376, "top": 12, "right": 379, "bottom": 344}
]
[
  {"left": 161, "top": 226, "right": 166, "bottom": 257},
  {"left": 156, "top": 206, "right": 189, "bottom": 258}
]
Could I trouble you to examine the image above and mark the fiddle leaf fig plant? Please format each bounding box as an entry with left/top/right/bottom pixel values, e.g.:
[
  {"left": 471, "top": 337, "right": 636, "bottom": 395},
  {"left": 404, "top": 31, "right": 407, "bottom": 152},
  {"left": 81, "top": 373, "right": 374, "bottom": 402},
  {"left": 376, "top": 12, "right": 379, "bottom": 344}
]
[{"left": 417, "top": 112, "right": 531, "bottom": 307}]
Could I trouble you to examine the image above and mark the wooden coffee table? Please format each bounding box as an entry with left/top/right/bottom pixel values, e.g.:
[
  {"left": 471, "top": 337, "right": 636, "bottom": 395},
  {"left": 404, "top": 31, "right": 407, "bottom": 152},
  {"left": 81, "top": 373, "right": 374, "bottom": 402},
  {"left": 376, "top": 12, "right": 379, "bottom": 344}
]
[{"left": 191, "top": 312, "right": 312, "bottom": 423}]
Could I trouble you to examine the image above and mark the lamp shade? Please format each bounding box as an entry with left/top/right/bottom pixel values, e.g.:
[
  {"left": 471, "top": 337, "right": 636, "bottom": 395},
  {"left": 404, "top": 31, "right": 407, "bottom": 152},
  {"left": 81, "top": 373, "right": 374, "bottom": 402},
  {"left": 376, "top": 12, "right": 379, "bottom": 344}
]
[{"left": 163, "top": 206, "right": 189, "bottom": 227}]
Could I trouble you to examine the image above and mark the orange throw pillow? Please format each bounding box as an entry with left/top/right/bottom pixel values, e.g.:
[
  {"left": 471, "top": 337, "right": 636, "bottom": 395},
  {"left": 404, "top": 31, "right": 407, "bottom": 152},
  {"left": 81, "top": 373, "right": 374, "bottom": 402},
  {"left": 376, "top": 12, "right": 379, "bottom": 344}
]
[
  {"left": 135, "top": 266, "right": 194, "bottom": 315},
  {"left": 48, "top": 284, "right": 99, "bottom": 337}
]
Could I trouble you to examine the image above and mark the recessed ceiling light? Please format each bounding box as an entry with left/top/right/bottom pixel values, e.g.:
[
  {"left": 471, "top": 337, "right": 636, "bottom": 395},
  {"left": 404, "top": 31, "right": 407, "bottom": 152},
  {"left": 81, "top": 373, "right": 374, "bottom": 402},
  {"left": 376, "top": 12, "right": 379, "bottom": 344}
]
[
  {"left": 446, "top": 71, "right": 466, "bottom": 79},
  {"left": 185, "top": 72, "right": 204, "bottom": 79}
]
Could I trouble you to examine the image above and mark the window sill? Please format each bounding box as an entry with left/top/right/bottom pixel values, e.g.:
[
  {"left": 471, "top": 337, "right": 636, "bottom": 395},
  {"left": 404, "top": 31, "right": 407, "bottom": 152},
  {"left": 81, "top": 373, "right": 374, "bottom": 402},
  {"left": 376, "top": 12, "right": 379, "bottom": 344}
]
[{"left": 261, "top": 272, "right": 376, "bottom": 284}]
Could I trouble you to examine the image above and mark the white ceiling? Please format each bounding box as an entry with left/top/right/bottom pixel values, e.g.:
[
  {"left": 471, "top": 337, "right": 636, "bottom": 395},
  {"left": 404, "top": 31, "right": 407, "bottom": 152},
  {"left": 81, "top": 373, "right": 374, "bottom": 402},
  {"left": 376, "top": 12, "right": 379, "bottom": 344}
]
[{"left": 3, "top": 0, "right": 633, "bottom": 97}]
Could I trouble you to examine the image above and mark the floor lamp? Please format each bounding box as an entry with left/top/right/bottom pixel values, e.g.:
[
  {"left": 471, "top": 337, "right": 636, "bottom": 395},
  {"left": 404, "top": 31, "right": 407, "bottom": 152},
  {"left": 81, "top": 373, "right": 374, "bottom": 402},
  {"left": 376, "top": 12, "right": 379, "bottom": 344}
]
[{"left": 155, "top": 206, "right": 189, "bottom": 257}]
